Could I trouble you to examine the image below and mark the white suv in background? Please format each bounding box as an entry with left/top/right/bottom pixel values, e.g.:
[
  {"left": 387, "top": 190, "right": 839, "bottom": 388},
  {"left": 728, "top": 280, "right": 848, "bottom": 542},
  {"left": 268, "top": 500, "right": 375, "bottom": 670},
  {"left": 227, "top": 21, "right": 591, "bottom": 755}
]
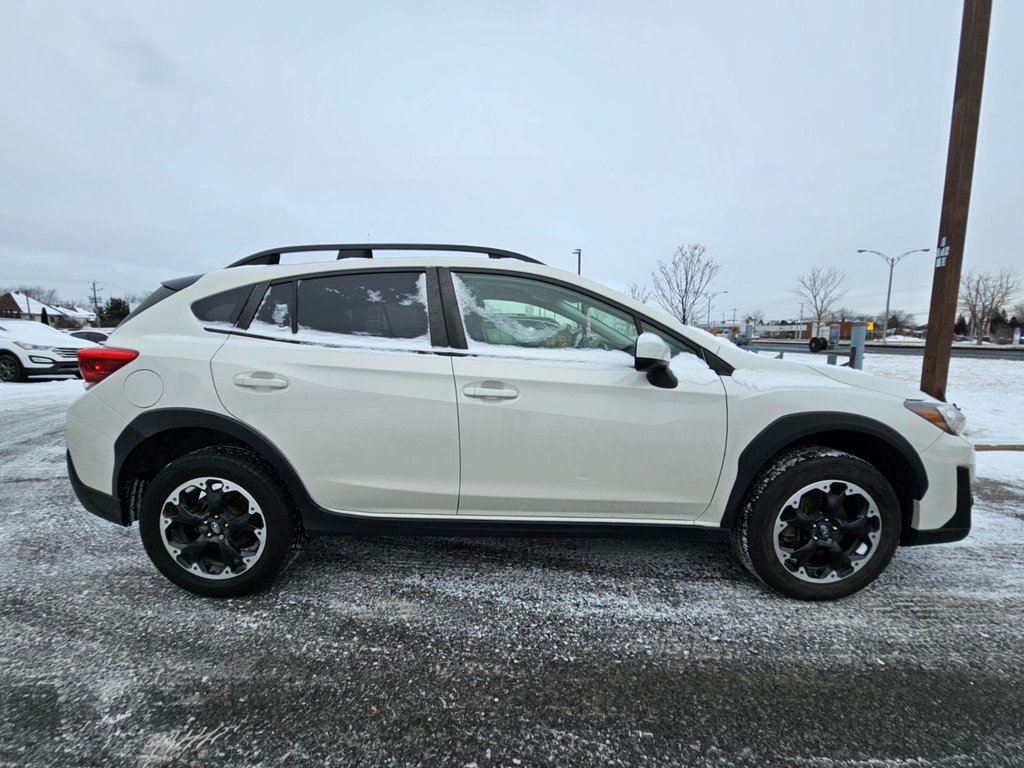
[
  {"left": 0, "top": 318, "right": 96, "bottom": 381},
  {"left": 65, "top": 244, "right": 974, "bottom": 600}
]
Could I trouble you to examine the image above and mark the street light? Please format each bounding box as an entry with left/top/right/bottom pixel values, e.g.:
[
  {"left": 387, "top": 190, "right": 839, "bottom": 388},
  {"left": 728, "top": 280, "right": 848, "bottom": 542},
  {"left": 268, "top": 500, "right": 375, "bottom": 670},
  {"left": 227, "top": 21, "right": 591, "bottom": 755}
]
[
  {"left": 857, "top": 248, "right": 930, "bottom": 343},
  {"left": 572, "top": 249, "right": 581, "bottom": 276},
  {"left": 706, "top": 290, "right": 728, "bottom": 328}
]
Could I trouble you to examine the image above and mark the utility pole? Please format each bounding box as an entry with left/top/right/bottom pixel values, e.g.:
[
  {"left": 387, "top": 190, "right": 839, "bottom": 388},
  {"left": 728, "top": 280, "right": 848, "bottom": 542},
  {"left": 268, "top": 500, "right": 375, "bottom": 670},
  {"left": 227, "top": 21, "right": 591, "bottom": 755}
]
[
  {"left": 921, "top": 0, "right": 991, "bottom": 401},
  {"left": 91, "top": 281, "right": 103, "bottom": 324},
  {"left": 706, "top": 290, "right": 728, "bottom": 328},
  {"left": 572, "top": 249, "right": 581, "bottom": 276}
]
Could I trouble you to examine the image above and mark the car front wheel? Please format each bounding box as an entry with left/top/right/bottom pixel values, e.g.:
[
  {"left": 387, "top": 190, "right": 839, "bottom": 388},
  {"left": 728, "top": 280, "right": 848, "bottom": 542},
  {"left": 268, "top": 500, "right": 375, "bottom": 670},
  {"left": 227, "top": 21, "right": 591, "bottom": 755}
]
[
  {"left": 0, "top": 353, "right": 25, "bottom": 383},
  {"left": 732, "top": 446, "right": 900, "bottom": 600},
  {"left": 139, "top": 446, "right": 304, "bottom": 597}
]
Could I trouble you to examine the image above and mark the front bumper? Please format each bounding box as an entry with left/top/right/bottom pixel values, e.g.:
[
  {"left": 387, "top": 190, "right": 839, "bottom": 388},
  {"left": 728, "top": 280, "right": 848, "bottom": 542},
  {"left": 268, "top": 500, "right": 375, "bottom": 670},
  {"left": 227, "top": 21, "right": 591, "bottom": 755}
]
[
  {"left": 67, "top": 450, "right": 128, "bottom": 526},
  {"left": 902, "top": 466, "right": 972, "bottom": 545},
  {"left": 26, "top": 360, "right": 80, "bottom": 376}
]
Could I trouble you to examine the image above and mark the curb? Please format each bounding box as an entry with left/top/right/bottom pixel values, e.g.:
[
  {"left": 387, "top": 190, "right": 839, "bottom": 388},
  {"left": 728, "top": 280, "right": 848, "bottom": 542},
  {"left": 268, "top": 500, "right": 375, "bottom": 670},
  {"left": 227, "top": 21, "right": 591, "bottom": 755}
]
[{"left": 974, "top": 445, "right": 1024, "bottom": 452}]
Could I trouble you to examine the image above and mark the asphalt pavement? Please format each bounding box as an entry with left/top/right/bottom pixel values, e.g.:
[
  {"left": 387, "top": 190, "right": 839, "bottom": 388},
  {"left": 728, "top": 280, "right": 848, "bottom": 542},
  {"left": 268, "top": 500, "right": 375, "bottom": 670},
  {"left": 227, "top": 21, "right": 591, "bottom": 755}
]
[
  {"left": 749, "top": 341, "right": 1024, "bottom": 359},
  {"left": 1, "top": 386, "right": 1023, "bottom": 767}
]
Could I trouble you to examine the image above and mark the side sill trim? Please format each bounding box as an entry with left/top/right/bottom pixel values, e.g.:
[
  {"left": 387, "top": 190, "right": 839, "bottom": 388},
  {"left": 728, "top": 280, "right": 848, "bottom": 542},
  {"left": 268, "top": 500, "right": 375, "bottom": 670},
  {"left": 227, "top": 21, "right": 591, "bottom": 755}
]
[{"left": 301, "top": 506, "right": 730, "bottom": 540}]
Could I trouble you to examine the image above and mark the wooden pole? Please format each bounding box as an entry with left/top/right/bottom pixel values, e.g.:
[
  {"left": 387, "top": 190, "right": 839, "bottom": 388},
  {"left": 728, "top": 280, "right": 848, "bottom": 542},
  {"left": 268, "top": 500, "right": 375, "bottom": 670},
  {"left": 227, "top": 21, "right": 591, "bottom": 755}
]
[{"left": 921, "top": 0, "right": 992, "bottom": 401}]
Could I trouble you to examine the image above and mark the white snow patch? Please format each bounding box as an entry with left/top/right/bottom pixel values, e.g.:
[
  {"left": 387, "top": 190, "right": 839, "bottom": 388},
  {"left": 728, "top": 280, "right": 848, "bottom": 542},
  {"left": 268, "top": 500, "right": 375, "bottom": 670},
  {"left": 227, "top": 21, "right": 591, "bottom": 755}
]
[
  {"left": 668, "top": 353, "right": 718, "bottom": 385},
  {"left": 731, "top": 368, "right": 845, "bottom": 391},
  {"left": 459, "top": 344, "right": 635, "bottom": 368},
  {"left": 0, "top": 380, "right": 83, "bottom": 410},
  {"left": 975, "top": 452, "right": 1024, "bottom": 485},
  {"left": 245, "top": 319, "right": 432, "bottom": 353}
]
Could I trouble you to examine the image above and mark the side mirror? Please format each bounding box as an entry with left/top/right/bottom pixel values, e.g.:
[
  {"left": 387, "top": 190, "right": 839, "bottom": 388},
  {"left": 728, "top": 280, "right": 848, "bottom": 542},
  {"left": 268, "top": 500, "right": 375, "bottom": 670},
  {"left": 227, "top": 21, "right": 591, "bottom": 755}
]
[{"left": 634, "top": 332, "right": 678, "bottom": 389}]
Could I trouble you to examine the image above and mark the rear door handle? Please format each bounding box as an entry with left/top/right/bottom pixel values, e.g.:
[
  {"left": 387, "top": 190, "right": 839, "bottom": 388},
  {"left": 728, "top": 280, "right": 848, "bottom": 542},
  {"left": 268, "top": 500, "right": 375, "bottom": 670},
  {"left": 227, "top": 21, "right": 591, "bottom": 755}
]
[
  {"left": 233, "top": 372, "right": 289, "bottom": 390},
  {"left": 463, "top": 382, "right": 519, "bottom": 400}
]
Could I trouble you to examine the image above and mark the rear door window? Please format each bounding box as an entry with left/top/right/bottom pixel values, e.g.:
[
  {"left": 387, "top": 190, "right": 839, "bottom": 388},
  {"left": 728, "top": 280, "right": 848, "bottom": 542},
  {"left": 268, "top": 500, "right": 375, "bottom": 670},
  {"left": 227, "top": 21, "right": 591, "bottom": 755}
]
[
  {"left": 249, "top": 282, "right": 294, "bottom": 338},
  {"left": 247, "top": 272, "right": 430, "bottom": 350}
]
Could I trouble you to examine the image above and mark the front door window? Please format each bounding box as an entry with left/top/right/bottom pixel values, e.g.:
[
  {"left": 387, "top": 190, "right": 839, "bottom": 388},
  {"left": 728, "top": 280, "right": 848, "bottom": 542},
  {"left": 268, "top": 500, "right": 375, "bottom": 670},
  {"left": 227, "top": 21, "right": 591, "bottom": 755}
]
[{"left": 452, "top": 272, "right": 637, "bottom": 354}]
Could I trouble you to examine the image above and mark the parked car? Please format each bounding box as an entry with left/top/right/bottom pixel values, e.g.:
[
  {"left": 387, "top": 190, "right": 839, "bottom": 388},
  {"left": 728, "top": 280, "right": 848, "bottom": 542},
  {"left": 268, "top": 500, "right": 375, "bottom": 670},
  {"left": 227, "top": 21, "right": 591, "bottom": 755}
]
[
  {"left": 68, "top": 329, "right": 110, "bottom": 344},
  {"left": 66, "top": 244, "right": 974, "bottom": 601},
  {"left": 0, "top": 319, "right": 97, "bottom": 382}
]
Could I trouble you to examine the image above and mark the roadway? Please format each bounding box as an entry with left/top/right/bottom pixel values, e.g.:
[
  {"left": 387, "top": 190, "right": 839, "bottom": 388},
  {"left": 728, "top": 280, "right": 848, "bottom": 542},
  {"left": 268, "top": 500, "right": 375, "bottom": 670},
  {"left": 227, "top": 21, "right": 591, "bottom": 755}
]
[{"left": 748, "top": 340, "right": 1024, "bottom": 360}]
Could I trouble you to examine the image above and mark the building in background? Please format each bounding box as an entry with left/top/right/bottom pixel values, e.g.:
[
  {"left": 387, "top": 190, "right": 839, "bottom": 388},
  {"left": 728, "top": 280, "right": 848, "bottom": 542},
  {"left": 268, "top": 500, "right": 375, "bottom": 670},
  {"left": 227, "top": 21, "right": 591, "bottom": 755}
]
[{"left": 0, "top": 292, "right": 96, "bottom": 327}]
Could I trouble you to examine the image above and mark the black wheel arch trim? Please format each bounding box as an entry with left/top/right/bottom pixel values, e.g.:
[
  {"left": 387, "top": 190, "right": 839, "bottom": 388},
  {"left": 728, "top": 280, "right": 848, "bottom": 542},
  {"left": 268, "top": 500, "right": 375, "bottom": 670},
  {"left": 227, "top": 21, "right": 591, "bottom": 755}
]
[
  {"left": 113, "top": 409, "right": 322, "bottom": 524},
  {"left": 720, "top": 411, "right": 929, "bottom": 530}
]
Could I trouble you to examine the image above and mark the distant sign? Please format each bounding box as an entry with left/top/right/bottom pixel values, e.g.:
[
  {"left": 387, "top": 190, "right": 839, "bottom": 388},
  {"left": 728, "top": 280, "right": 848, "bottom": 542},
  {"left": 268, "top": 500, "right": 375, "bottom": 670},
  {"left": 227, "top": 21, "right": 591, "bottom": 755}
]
[{"left": 866, "top": 321, "right": 874, "bottom": 331}]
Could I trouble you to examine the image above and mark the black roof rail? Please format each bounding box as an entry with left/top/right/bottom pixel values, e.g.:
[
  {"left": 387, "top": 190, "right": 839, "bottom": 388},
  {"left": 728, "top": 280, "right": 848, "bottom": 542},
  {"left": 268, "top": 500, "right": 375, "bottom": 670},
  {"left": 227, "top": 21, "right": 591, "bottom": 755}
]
[{"left": 226, "top": 243, "right": 544, "bottom": 268}]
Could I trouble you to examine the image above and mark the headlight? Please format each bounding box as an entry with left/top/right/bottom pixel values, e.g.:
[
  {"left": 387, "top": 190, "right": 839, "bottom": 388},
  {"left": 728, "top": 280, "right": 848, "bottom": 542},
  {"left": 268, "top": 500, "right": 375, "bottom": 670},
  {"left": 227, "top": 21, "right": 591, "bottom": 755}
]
[
  {"left": 13, "top": 342, "right": 51, "bottom": 351},
  {"left": 904, "top": 400, "right": 967, "bottom": 435}
]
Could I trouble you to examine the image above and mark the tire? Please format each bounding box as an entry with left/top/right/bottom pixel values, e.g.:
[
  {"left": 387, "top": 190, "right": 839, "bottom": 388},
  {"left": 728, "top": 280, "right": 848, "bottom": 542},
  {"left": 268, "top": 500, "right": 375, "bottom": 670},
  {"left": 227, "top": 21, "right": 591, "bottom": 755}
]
[
  {"left": 731, "top": 446, "right": 900, "bottom": 600},
  {"left": 0, "top": 353, "right": 26, "bottom": 383},
  {"left": 138, "top": 446, "right": 304, "bottom": 597}
]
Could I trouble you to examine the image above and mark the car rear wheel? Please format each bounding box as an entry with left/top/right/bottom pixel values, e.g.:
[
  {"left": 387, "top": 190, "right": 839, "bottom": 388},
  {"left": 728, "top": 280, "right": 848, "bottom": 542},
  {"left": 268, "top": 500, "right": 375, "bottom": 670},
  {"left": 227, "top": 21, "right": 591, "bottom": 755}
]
[
  {"left": 731, "top": 446, "right": 900, "bottom": 600},
  {"left": 139, "top": 446, "right": 304, "bottom": 597},
  {"left": 0, "top": 353, "right": 25, "bottom": 383}
]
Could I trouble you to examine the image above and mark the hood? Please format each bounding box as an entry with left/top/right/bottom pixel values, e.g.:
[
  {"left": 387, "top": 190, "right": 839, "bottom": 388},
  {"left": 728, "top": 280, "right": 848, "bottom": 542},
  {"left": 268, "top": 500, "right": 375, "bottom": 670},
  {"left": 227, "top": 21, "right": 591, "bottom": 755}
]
[
  {"left": 725, "top": 349, "right": 931, "bottom": 401},
  {"left": 0, "top": 321, "right": 98, "bottom": 348},
  {"left": 810, "top": 362, "right": 933, "bottom": 401}
]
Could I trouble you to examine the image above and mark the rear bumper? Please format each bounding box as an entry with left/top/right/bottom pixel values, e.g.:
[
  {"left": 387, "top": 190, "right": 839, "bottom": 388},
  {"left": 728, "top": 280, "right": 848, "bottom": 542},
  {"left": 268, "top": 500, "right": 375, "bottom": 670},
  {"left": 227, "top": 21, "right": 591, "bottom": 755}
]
[
  {"left": 67, "top": 450, "right": 128, "bottom": 526},
  {"left": 903, "top": 465, "right": 972, "bottom": 546}
]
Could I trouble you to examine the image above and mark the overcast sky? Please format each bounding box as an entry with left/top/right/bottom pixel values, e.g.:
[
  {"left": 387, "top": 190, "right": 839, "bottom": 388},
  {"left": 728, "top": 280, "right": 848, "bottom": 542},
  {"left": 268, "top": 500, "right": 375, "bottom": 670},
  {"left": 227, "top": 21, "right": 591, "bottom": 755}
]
[{"left": 1, "top": 1, "right": 1021, "bottom": 322}]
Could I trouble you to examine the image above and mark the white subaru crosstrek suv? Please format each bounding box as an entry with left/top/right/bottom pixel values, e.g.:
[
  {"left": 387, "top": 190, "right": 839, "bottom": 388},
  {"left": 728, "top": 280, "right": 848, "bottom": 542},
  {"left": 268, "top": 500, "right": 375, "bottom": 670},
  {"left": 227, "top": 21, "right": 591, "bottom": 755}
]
[{"left": 66, "top": 244, "right": 974, "bottom": 600}]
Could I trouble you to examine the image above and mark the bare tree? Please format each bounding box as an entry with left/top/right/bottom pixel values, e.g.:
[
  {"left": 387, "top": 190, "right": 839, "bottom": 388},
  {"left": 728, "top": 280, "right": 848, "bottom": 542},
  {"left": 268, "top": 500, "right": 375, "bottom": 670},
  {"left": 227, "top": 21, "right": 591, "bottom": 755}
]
[
  {"left": 1013, "top": 302, "right": 1024, "bottom": 324},
  {"left": 650, "top": 243, "right": 721, "bottom": 325},
  {"left": 874, "top": 308, "right": 916, "bottom": 331},
  {"left": 959, "top": 269, "right": 1020, "bottom": 343},
  {"left": 791, "top": 266, "right": 847, "bottom": 332},
  {"left": 831, "top": 307, "right": 872, "bottom": 323},
  {"left": 626, "top": 282, "right": 652, "bottom": 305},
  {"left": 744, "top": 309, "right": 766, "bottom": 325}
]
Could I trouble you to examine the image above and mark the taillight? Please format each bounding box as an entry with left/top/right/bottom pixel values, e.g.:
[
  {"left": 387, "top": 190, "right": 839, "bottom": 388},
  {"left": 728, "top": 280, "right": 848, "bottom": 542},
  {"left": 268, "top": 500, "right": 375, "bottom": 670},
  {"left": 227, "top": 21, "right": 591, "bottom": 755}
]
[{"left": 78, "top": 347, "right": 139, "bottom": 384}]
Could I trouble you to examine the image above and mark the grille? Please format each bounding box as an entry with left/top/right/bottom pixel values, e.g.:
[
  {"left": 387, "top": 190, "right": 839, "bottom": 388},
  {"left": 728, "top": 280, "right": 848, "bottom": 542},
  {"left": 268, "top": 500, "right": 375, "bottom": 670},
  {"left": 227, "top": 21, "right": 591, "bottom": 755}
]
[{"left": 54, "top": 348, "right": 80, "bottom": 358}]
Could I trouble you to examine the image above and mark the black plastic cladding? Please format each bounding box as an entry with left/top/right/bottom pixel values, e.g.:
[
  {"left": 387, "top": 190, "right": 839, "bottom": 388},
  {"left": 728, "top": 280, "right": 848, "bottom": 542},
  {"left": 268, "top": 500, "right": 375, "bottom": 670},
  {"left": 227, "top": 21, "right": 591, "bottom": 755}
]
[{"left": 227, "top": 243, "right": 544, "bottom": 268}]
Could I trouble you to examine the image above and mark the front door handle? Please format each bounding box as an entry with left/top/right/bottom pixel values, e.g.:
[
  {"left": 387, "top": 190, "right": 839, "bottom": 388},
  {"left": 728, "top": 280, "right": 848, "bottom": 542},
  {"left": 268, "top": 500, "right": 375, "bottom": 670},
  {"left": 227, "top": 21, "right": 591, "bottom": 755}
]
[
  {"left": 463, "top": 381, "right": 519, "bottom": 400},
  {"left": 233, "top": 372, "right": 289, "bottom": 391}
]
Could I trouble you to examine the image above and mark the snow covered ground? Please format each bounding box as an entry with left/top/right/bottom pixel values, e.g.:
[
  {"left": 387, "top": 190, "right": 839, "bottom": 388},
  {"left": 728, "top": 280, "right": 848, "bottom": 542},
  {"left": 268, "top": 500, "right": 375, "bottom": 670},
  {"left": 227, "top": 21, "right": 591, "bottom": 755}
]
[{"left": 1, "top": 371, "right": 1023, "bottom": 766}]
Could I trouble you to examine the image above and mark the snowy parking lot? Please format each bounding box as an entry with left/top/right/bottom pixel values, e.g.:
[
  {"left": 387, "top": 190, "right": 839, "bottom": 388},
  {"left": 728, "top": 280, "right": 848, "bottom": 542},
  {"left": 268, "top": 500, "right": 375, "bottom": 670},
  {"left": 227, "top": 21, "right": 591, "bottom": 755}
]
[{"left": 2, "top": 362, "right": 1023, "bottom": 767}]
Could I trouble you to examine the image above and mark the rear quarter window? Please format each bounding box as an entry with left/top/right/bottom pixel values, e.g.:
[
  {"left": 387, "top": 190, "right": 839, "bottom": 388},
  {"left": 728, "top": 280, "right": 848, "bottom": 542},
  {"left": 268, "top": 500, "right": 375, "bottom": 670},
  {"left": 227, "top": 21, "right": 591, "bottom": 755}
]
[{"left": 191, "top": 286, "right": 254, "bottom": 328}]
